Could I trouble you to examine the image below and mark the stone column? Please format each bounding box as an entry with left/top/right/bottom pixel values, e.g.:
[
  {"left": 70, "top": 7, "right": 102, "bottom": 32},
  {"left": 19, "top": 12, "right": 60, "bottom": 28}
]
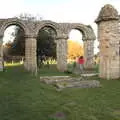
[
  {"left": 24, "top": 36, "right": 37, "bottom": 74},
  {"left": 96, "top": 4, "right": 120, "bottom": 79},
  {"left": 0, "top": 36, "right": 3, "bottom": 71},
  {"left": 56, "top": 34, "right": 68, "bottom": 72},
  {"left": 84, "top": 40, "right": 94, "bottom": 69}
]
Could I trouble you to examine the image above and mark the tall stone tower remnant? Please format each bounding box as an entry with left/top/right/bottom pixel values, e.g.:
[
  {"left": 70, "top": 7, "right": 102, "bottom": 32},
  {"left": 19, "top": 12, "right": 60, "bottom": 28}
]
[{"left": 96, "top": 4, "right": 120, "bottom": 79}]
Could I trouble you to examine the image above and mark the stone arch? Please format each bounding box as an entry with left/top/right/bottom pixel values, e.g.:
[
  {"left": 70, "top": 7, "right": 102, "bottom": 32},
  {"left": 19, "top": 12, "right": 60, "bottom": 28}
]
[
  {"left": 35, "top": 20, "right": 61, "bottom": 70},
  {"left": 0, "top": 18, "right": 96, "bottom": 73},
  {"left": 66, "top": 24, "right": 96, "bottom": 69},
  {"left": 0, "top": 18, "right": 29, "bottom": 71},
  {"left": 35, "top": 20, "right": 60, "bottom": 37},
  {"left": 64, "top": 24, "right": 95, "bottom": 41},
  {"left": 67, "top": 26, "right": 88, "bottom": 41},
  {"left": 0, "top": 18, "right": 29, "bottom": 37}
]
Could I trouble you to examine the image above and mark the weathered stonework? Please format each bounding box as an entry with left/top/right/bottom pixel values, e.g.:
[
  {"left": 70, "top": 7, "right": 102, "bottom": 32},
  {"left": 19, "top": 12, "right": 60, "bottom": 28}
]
[
  {"left": 0, "top": 36, "right": 3, "bottom": 71},
  {"left": 40, "top": 76, "right": 101, "bottom": 89},
  {"left": 58, "top": 23, "right": 96, "bottom": 70},
  {"left": 0, "top": 43, "right": 3, "bottom": 71},
  {"left": 84, "top": 40, "right": 94, "bottom": 69},
  {"left": 0, "top": 18, "right": 96, "bottom": 73},
  {"left": 24, "top": 36, "right": 37, "bottom": 74},
  {"left": 56, "top": 34, "right": 68, "bottom": 72},
  {"left": 96, "top": 4, "right": 120, "bottom": 79}
]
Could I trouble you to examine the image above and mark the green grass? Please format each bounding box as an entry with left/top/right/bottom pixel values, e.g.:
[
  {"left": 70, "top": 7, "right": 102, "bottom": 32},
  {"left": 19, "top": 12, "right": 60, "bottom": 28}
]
[
  {"left": 0, "top": 65, "right": 120, "bottom": 120},
  {"left": 38, "top": 64, "right": 70, "bottom": 76}
]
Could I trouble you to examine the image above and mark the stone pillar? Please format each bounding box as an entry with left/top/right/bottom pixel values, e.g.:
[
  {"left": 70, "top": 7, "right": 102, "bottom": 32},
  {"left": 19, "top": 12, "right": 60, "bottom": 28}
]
[
  {"left": 84, "top": 40, "right": 94, "bottom": 69},
  {"left": 0, "top": 36, "right": 3, "bottom": 71},
  {"left": 24, "top": 36, "right": 37, "bottom": 74},
  {"left": 56, "top": 34, "right": 68, "bottom": 72},
  {"left": 96, "top": 4, "right": 120, "bottom": 79}
]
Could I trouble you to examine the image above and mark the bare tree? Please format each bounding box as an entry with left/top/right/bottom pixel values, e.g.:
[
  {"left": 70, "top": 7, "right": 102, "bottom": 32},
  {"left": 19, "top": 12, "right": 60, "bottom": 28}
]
[{"left": 16, "top": 13, "right": 43, "bottom": 21}]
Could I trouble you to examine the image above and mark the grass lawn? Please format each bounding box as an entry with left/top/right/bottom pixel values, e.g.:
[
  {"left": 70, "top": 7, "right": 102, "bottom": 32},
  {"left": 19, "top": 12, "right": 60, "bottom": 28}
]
[
  {"left": 0, "top": 64, "right": 120, "bottom": 120},
  {"left": 38, "top": 64, "right": 70, "bottom": 76}
]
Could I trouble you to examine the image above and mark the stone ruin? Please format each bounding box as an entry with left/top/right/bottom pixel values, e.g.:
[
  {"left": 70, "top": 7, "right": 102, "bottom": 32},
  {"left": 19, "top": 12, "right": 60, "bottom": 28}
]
[
  {"left": 0, "top": 19, "right": 95, "bottom": 73},
  {"left": 0, "top": 4, "right": 120, "bottom": 80},
  {"left": 95, "top": 4, "right": 120, "bottom": 79}
]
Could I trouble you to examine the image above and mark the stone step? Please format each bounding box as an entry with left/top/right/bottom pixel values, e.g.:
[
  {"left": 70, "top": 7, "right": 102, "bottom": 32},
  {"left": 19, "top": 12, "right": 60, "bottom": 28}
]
[
  {"left": 40, "top": 76, "right": 86, "bottom": 84},
  {"left": 81, "top": 73, "right": 98, "bottom": 77}
]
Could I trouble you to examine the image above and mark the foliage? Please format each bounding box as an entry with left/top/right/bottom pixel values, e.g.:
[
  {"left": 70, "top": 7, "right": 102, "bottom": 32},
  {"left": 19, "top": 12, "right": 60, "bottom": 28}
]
[
  {"left": 3, "top": 13, "right": 42, "bottom": 63},
  {"left": 16, "top": 13, "right": 43, "bottom": 21},
  {"left": 43, "top": 58, "right": 57, "bottom": 65},
  {"left": 0, "top": 65, "right": 120, "bottom": 120},
  {"left": 3, "top": 26, "right": 25, "bottom": 62},
  {"left": 3, "top": 14, "right": 56, "bottom": 66},
  {"left": 37, "top": 27, "right": 57, "bottom": 66},
  {"left": 94, "top": 54, "right": 100, "bottom": 64},
  {"left": 67, "top": 40, "right": 84, "bottom": 60}
]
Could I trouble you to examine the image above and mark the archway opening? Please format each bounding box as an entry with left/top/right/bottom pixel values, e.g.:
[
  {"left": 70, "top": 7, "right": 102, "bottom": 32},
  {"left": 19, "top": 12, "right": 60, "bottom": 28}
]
[
  {"left": 36, "top": 26, "right": 57, "bottom": 69},
  {"left": 3, "top": 25, "right": 25, "bottom": 67},
  {"left": 67, "top": 29, "right": 84, "bottom": 72},
  {"left": 67, "top": 29, "right": 84, "bottom": 63}
]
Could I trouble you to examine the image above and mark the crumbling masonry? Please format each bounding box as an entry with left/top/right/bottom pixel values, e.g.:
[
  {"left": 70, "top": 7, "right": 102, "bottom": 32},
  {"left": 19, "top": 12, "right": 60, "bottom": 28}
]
[
  {"left": 96, "top": 4, "right": 120, "bottom": 79},
  {"left": 0, "top": 19, "right": 95, "bottom": 73}
]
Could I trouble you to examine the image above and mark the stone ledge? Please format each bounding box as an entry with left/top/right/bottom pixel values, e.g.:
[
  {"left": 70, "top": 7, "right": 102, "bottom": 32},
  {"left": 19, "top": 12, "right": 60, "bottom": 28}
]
[
  {"left": 81, "top": 73, "right": 98, "bottom": 77},
  {"left": 55, "top": 80, "right": 101, "bottom": 89},
  {"left": 40, "top": 76, "right": 101, "bottom": 89},
  {"left": 40, "top": 76, "right": 75, "bottom": 84}
]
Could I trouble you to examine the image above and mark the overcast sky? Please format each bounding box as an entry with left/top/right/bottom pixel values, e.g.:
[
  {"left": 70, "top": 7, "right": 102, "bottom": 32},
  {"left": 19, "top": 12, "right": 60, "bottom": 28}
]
[
  {"left": 1, "top": 0, "right": 120, "bottom": 54},
  {"left": 0, "top": 0, "right": 120, "bottom": 23}
]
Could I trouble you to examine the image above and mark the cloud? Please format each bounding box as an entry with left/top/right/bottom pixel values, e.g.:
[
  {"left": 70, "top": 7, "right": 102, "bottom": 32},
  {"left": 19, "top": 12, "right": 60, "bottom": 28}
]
[
  {"left": 1, "top": 0, "right": 120, "bottom": 54},
  {"left": 0, "top": 0, "right": 119, "bottom": 23},
  {"left": 0, "top": 0, "right": 24, "bottom": 18}
]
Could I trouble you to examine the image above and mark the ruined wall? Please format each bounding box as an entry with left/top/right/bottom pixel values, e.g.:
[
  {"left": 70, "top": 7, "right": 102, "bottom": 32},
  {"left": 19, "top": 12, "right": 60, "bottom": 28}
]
[
  {"left": 0, "top": 19, "right": 96, "bottom": 73},
  {"left": 59, "top": 23, "right": 96, "bottom": 69}
]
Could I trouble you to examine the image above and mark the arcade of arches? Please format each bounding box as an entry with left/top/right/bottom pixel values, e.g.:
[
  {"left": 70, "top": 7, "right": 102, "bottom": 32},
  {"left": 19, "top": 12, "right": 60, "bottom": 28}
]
[
  {"left": 0, "top": 4, "right": 120, "bottom": 79},
  {"left": 0, "top": 19, "right": 95, "bottom": 73}
]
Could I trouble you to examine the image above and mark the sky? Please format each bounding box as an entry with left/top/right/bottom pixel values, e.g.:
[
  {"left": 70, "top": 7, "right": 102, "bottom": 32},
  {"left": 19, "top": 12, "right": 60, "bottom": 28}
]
[
  {"left": 0, "top": 0, "right": 120, "bottom": 23},
  {"left": 1, "top": 0, "right": 120, "bottom": 54}
]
